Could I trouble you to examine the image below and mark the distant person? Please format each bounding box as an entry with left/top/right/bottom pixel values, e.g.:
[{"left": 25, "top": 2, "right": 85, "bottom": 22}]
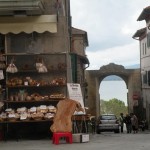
[
  {"left": 130, "top": 113, "right": 138, "bottom": 133},
  {"left": 119, "top": 113, "right": 125, "bottom": 133},
  {"left": 124, "top": 114, "right": 132, "bottom": 133},
  {"left": 90, "top": 116, "right": 96, "bottom": 134}
]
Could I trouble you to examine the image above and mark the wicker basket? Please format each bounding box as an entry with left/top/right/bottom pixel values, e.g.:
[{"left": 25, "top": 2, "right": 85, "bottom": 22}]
[
  {"left": 8, "top": 117, "right": 18, "bottom": 122},
  {"left": 33, "top": 117, "right": 43, "bottom": 121},
  {"left": 34, "top": 96, "right": 42, "bottom": 101}
]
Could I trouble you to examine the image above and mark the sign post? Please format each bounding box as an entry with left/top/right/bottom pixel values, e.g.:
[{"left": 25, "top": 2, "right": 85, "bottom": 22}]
[{"left": 67, "top": 83, "right": 85, "bottom": 114}]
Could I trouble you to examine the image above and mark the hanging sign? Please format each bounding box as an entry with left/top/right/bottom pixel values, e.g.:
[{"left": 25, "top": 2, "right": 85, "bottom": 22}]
[
  {"left": 132, "top": 92, "right": 140, "bottom": 100},
  {"left": 67, "top": 83, "right": 85, "bottom": 114}
]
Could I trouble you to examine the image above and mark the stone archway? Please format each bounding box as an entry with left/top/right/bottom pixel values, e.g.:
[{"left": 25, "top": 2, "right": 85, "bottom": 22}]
[{"left": 85, "top": 63, "right": 142, "bottom": 119}]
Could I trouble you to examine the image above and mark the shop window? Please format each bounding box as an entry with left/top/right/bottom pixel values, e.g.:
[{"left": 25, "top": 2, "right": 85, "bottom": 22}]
[
  {"left": 142, "top": 43, "right": 144, "bottom": 55},
  {"left": 143, "top": 71, "right": 147, "bottom": 84},
  {"left": 148, "top": 71, "right": 150, "bottom": 86},
  {"left": 147, "top": 32, "right": 150, "bottom": 48},
  {"left": 140, "top": 43, "right": 143, "bottom": 56},
  {"left": 145, "top": 43, "right": 147, "bottom": 55}
]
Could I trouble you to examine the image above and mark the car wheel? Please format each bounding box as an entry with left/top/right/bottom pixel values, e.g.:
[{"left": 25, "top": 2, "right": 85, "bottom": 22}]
[
  {"left": 96, "top": 130, "right": 101, "bottom": 134},
  {"left": 114, "top": 129, "right": 120, "bottom": 133}
]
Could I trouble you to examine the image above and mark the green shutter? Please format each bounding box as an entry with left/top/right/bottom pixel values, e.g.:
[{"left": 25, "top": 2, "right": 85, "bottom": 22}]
[{"left": 70, "top": 54, "right": 77, "bottom": 83}]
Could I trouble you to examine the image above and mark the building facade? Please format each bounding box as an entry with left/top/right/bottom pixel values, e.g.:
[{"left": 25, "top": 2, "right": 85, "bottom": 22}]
[
  {"left": 133, "top": 6, "right": 150, "bottom": 127},
  {"left": 0, "top": 0, "right": 89, "bottom": 94},
  {"left": 0, "top": 0, "right": 89, "bottom": 138},
  {"left": 86, "top": 63, "right": 141, "bottom": 119}
]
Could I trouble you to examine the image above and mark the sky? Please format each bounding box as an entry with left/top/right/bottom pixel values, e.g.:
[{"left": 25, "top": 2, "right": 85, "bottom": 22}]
[{"left": 70, "top": 0, "right": 150, "bottom": 70}]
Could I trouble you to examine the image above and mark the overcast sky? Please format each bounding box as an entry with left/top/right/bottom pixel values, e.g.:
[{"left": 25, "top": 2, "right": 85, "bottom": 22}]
[{"left": 70, "top": 0, "right": 150, "bottom": 70}]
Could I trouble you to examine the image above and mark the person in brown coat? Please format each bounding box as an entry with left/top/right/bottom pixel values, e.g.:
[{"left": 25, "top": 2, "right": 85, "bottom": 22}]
[{"left": 130, "top": 113, "right": 138, "bottom": 133}]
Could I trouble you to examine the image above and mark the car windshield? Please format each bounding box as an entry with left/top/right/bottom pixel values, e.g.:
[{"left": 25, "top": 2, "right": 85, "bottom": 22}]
[{"left": 101, "top": 115, "right": 116, "bottom": 120}]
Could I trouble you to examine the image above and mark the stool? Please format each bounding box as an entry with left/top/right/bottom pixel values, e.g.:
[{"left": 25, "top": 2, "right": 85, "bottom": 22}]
[{"left": 52, "top": 132, "right": 72, "bottom": 145}]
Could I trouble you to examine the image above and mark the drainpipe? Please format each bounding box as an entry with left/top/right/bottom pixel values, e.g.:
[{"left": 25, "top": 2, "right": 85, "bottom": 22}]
[
  {"left": 65, "top": 0, "right": 72, "bottom": 83},
  {"left": 84, "top": 63, "right": 90, "bottom": 70}
]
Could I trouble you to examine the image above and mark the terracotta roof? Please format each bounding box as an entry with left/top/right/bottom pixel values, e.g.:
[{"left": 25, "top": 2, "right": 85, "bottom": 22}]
[
  {"left": 137, "top": 6, "right": 150, "bottom": 21},
  {"left": 72, "top": 27, "right": 86, "bottom": 34},
  {"left": 71, "top": 27, "right": 89, "bottom": 46},
  {"left": 132, "top": 27, "right": 146, "bottom": 40}
]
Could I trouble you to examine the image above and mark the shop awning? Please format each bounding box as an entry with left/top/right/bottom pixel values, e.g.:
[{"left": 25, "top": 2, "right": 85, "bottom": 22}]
[
  {"left": 0, "top": 15, "right": 57, "bottom": 34},
  {"left": 137, "top": 6, "right": 150, "bottom": 21},
  {"left": 0, "top": 0, "right": 44, "bottom": 15}
]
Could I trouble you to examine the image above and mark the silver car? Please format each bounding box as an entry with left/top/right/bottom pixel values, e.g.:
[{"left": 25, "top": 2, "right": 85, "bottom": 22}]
[{"left": 96, "top": 114, "right": 120, "bottom": 134}]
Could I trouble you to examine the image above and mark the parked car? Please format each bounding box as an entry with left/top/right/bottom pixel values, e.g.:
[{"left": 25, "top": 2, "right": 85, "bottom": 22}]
[{"left": 96, "top": 114, "right": 120, "bottom": 134}]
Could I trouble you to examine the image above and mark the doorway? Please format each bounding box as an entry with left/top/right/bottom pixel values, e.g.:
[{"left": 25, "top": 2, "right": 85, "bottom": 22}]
[{"left": 99, "top": 75, "right": 128, "bottom": 117}]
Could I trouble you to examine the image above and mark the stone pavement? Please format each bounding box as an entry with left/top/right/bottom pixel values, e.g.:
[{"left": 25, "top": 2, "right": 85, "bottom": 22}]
[{"left": 0, "top": 131, "right": 150, "bottom": 150}]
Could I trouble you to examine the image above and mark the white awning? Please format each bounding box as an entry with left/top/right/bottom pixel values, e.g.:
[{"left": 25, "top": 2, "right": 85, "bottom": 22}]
[{"left": 0, "top": 15, "right": 57, "bottom": 34}]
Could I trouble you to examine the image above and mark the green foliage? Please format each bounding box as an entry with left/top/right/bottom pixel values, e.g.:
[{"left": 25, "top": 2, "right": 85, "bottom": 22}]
[{"left": 100, "top": 98, "right": 128, "bottom": 118}]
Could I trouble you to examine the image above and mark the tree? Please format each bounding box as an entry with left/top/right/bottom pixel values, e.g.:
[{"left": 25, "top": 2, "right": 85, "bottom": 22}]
[{"left": 100, "top": 98, "right": 128, "bottom": 118}]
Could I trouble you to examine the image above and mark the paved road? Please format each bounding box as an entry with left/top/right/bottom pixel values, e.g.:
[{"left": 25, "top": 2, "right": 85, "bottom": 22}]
[{"left": 0, "top": 131, "right": 150, "bottom": 150}]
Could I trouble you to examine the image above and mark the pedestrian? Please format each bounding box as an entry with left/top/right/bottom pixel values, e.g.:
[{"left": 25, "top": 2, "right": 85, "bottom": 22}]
[
  {"left": 119, "top": 113, "right": 125, "bottom": 133},
  {"left": 124, "top": 114, "right": 132, "bottom": 133},
  {"left": 130, "top": 113, "right": 138, "bottom": 133},
  {"left": 90, "top": 116, "right": 96, "bottom": 134}
]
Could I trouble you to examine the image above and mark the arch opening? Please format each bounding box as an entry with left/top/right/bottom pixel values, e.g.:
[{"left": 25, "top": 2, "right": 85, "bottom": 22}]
[
  {"left": 99, "top": 75, "right": 128, "bottom": 117},
  {"left": 85, "top": 63, "right": 141, "bottom": 119}
]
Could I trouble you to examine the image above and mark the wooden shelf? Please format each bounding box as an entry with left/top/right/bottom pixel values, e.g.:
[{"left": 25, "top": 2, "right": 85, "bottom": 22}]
[
  {"left": 6, "top": 69, "right": 66, "bottom": 73},
  {"left": 0, "top": 119, "right": 53, "bottom": 124},
  {"left": 3, "top": 52, "right": 67, "bottom": 56},
  {"left": 1, "top": 99, "right": 65, "bottom": 103},
  {"left": 6, "top": 84, "right": 66, "bottom": 88},
  {"left": 1, "top": 40, "right": 68, "bottom": 140}
]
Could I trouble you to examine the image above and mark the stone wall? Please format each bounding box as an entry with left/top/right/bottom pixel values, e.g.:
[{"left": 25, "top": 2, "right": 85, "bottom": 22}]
[{"left": 85, "top": 64, "right": 142, "bottom": 119}]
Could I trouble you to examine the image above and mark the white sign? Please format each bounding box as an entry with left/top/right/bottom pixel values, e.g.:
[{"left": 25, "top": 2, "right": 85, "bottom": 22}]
[
  {"left": 67, "top": 83, "right": 85, "bottom": 114},
  {"left": 0, "top": 70, "right": 4, "bottom": 80}
]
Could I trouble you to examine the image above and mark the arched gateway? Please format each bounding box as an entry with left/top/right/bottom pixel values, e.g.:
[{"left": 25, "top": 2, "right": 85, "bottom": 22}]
[{"left": 85, "top": 63, "right": 142, "bottom": 119}]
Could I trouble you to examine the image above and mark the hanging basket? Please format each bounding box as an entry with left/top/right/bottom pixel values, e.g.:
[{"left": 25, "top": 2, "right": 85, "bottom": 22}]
[
  {"left": 36, "top": 58, "right": 48, "bottom": 73},
  {"left": 6, "top": 58, "right": 18, "bottom": 73}
]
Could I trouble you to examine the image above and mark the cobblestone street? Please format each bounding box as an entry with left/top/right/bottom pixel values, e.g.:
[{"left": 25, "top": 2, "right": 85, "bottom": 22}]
[{"left": 0, "top": 131, "right": 150, "bottom": 150}]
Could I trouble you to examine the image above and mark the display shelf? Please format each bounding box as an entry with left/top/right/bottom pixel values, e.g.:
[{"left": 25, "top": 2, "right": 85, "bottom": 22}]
[
  {"left": 6, "top": 69, "right": 66, "bottom": 73},
  {"left": 0, "top": 51, "right": 67, "bottom": 140},
  {"left": 1, "top": 98, "right": 65, "bottom": 103},
  {"left": 3, "top": 52, "right": 67, "bottom": 56},
  {"left": 6, "top": 84, "right": 66, "bottom": 88},
  {"left": 0, "top": 119, "right": 53, "bottom": 124}
]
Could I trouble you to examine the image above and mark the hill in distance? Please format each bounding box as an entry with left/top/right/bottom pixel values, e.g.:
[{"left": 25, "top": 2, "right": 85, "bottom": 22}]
[{"left": 125, "top": 64, "right": 140, "bottom": 69}]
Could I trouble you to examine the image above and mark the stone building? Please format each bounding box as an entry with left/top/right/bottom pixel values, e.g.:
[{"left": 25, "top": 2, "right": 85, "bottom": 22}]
[
  {"left": 0, "top": 0, "right": 89, "bottom": 93},
  {"left": 0, "top": 0, "right": 89, "bottom": 138},
  {"left": 86, "top": 63, "right": 142, "bottom": 119},
  {"left": 133, "top": 6, "right": 150, "bottom": 126}
]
